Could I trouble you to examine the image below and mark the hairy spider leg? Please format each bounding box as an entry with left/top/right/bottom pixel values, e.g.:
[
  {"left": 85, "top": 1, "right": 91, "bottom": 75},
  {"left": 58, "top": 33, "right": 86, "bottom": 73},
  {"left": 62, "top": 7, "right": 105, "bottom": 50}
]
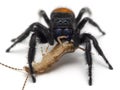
[
  {"left": 77, "top": 17, "right": 105, "bottom": 35},
  {"left": 83, "top": 33, "right": 113, "bottom": 69},
  {"left": 85, "top": 38, "right": 93, "bottom": 85},
  {"left": 6, "top": 27, "right": 32, "bottom": 52},
  {"left": 39, "top": 10, "right": 50, "bottom": 26},
  {"left": 76, "top": 7, "right": 92, "bottom": 24},
  {"left": 73, "top": 33, "right": 113, "bottom": 85},
  {"left": 6, "top": 22, "right": 54, "bottom": 82},
  {"left": 6, "top": 22, "right": 54, "bottom": 52},
  {"left": 28, "top": 33, "right": 37, "bottom": 82}
]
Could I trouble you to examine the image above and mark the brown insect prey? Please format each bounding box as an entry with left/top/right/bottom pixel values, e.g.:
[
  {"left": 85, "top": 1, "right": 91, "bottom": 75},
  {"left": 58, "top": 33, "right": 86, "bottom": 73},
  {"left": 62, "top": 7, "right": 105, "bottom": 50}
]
[
  {"left": 24, "top": 42, "right": 76, "bottom": 74},
  {"left": 0, "top": 42, "right": 85, "bottom": 90}
]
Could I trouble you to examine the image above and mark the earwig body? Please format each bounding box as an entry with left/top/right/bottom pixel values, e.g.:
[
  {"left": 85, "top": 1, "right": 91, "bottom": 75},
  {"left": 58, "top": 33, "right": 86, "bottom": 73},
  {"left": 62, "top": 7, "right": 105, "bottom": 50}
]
[
  {"left": 0, "top": 42, "right": 78, "bottom": 90},
  {"left": 24, "top": 42, "right": 76, "bottom": 74}
]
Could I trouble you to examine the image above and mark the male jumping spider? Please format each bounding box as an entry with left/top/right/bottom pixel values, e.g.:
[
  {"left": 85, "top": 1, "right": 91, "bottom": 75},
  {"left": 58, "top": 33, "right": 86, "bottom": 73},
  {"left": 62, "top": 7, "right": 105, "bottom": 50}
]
[{"left": 6, "top": 7, "right": 113, "bottom": 85}]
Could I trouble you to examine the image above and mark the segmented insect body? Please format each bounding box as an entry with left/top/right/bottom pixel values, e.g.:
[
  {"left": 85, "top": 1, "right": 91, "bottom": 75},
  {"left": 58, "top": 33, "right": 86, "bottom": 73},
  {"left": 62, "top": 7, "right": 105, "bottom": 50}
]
[
  {"left": 24, "top": 42, "right": 76, "bottom": 74},
  {"left": 0, "top": 42, "right": 78, "bottom": 90}
]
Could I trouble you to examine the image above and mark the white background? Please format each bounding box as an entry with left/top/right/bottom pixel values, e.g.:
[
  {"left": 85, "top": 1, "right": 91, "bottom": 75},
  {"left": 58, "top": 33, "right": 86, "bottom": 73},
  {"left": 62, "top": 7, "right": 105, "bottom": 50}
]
[{"left": 0, "top": 0, "right": 120, "bottom": 90}]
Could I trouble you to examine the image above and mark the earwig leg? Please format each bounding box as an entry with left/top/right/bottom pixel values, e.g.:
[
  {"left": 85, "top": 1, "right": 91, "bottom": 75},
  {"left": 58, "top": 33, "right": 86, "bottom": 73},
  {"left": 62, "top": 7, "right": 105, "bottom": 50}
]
[
  {"left": 40, "top": 45, "right": 49, "bottom": 56},
  {"left": 57, "top": 36, "right": 67, "bottom": 47},
  {"left": 57, "top": 37, "right": 63, "bottom": 45},
  {"left": 40, "top": 47, "right": 45, "bottom": 56}
]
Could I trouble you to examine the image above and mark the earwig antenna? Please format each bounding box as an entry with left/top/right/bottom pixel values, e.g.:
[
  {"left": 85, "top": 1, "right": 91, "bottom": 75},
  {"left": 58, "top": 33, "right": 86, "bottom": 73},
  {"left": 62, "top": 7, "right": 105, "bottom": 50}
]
[
  {"left": 0, "top": 62, "right": 23, "bottom": 71},
  {"left": 0, "top": 62, "right": 29, "bottom": 90},
  {"left": 22, "top": 74, "right": 29, "bottom": 90},
  {"left": 57, "top": 36, "right": 67, "bottom": 46}
]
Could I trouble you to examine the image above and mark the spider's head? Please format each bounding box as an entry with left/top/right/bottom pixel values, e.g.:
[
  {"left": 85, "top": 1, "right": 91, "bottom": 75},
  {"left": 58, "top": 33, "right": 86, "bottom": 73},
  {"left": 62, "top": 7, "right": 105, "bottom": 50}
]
[{"left": 51, "top": 7, "right": 75, "bottom": 41}]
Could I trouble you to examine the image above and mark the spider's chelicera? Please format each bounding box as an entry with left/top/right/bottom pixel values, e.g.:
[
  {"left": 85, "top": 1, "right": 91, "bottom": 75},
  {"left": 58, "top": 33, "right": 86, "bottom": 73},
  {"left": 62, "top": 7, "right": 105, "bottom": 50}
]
[{"left": 6, "top": 7, "right": 113, "bottom": 85}]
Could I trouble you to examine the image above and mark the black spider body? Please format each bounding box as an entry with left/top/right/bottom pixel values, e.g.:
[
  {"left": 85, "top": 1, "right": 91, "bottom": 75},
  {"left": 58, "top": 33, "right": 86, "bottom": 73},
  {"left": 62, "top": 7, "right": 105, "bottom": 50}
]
[
  {"left": 50, "top": 8, "right": 75, "bottom": 42},
  {"left": 6, "top": 7, "right": 113, "bottom": 85}
]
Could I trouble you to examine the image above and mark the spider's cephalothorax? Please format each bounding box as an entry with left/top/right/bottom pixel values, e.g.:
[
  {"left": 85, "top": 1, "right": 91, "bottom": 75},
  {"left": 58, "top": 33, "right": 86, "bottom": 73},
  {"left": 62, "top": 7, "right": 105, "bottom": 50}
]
[
  {"left": 51, "top": 8, "right": 75, "bottom": 41},
  {"left": 6, "top": 7, "right": 113, "bottom": 85}
]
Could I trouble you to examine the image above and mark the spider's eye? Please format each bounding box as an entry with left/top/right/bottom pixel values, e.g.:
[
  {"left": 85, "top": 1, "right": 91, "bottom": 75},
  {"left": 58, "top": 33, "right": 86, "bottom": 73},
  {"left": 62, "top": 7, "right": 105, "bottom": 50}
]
[
  {"left": 58, "top": 20, "right": 62, "bottom": 24},
  {"left": 55, "top": 19, "right": 62, "bottom": 24},
  {"left": 56, "top": 28, "right": 62, "bottom": 36},
  {"left": 64, "top": 29, "right": 72, "bottom": 35},
  {"left": 63, "top": 28, "right": 73, "bottom": 40},
  {"left": 63, "top": 20, "right": 68, "bottom": 24}
]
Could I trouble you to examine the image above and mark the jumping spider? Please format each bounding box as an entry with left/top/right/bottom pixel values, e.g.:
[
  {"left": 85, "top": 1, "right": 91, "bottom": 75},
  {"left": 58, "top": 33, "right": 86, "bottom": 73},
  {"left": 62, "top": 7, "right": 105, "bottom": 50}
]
[{"left": 6, "top": 7, "right": 113, "bottom": 85}]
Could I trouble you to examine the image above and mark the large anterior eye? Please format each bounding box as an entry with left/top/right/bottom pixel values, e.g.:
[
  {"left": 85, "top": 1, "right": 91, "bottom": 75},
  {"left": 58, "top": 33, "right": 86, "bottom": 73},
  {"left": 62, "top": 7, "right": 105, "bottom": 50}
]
[
  {"left": 56, "top": 28, "right": 62, "bottom": 36},
  {"left": 64, "top": 29, "right": 72, "bottom": 35}
]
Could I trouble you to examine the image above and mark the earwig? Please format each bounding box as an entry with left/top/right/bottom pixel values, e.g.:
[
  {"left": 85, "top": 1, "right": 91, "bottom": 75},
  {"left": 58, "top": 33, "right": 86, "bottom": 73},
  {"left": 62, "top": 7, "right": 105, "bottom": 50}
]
[
  {"left": 24, "top": 36, "right": 85, "bottom": 74},
  {"left": 0, "top": 42, "right": 85, "bottom": 90},
  {"left": 24, "top": 42, "right": 76, "bottom": 74}
]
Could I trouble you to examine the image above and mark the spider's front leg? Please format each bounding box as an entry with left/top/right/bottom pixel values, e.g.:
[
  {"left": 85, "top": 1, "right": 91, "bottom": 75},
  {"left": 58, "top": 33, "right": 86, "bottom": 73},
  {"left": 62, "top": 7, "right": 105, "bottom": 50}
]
[
  {"left": 10, "top": 10, "right": 50, "bottom": 43},
  {"left": 27, "top": 23, "right": 54, "bottom": 83},
  {"left": 6, "top": 22, "right": 54, "bottom": 82},
  {"left": 6, "top": 22, "right": 54, "bottom": 52}
]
